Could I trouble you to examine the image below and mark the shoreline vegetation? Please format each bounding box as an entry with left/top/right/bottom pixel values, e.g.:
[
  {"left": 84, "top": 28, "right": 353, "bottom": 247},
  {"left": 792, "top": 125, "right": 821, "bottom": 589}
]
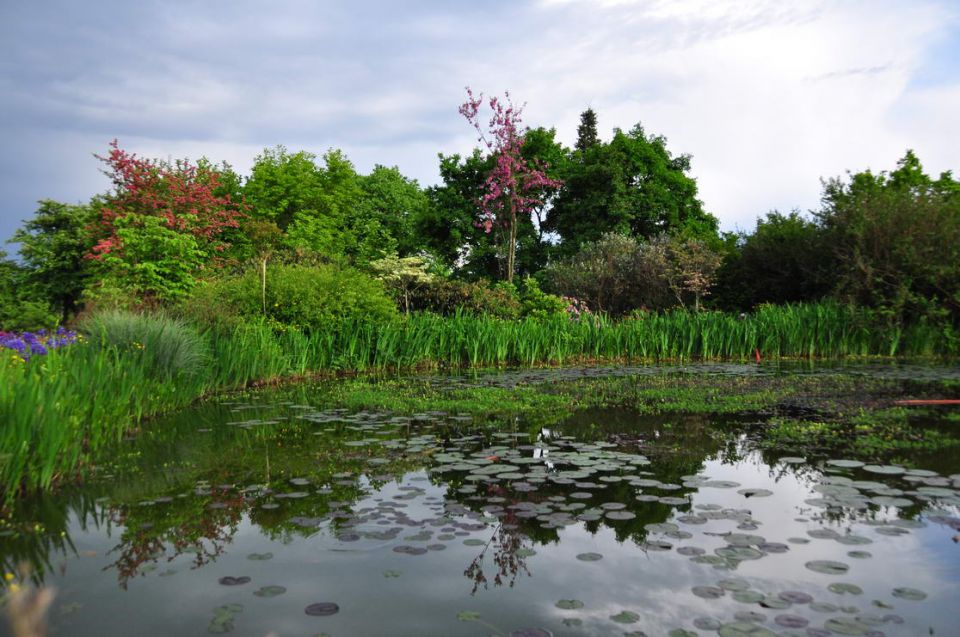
[
  {"left": 1, "top": 302, "right": 957, "bottom": 502},
  {"left": 2, "top": 99, "right": 958, "bottom": 507}
]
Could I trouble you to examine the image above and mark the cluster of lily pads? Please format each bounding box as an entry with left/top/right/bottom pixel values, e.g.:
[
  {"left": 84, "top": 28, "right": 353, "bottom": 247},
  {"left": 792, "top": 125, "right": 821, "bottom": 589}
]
[{"left": 98, "top": 388, "right": 960, "bottom": 637}]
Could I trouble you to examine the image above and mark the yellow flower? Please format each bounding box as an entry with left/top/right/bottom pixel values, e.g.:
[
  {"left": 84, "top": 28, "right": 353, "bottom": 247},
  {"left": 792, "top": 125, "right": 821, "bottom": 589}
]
[
  {"left": 8, "top": 583, "right": 20, "bottom": 593},
  {"left": 3, "top": 573, "right": 13, "bottom": 582}
]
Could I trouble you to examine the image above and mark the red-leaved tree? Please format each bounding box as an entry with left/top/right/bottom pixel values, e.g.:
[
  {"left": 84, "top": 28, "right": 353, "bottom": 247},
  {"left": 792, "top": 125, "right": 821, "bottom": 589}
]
[
  {"left": 89, "top": 140, "right": 244, "bottom": 258},
  {"left": 460, "top": 89, "right": 562, "bottom": 282},
  {"left": 86, "top": 140, "right": 245, "bottom": 300}
]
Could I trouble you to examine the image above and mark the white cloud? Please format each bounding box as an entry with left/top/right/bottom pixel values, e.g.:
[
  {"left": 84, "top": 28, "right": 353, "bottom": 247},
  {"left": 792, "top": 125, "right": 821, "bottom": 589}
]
[{"left": 1, "top": 0, "right": 957, "bottom": 241}]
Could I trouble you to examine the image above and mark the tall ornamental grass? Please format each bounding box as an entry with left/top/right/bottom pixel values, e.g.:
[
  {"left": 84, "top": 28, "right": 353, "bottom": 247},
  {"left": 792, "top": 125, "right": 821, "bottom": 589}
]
[{"left": 0, "top": 302, "right": 955, "bottom": 501}]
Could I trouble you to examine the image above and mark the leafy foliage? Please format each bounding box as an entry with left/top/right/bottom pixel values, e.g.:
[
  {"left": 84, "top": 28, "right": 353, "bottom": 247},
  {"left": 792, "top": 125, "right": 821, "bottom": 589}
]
[
  {"left": 11, "top": 200, "right": 96, "bottom": 320},
  {"left": 186, "top": 264, "right": 398, "bottom": 331},
  {"left": 714, "top": 211, "right": 834, "bottom": 311},
  {"left": 816, "top": 150, "right": 960, "bottom": 324},
  {"left": 547, "top": 121, "right": 717, "bottom": 256},
  {"left": 87, "top": 141, "right": 245, "bottom": 302}
]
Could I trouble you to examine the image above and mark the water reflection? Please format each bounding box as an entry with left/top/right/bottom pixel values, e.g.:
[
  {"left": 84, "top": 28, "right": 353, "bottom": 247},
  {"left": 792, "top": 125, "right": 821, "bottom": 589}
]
[{"left": 0, "top": 366, "right": 958, "bottom": 636}]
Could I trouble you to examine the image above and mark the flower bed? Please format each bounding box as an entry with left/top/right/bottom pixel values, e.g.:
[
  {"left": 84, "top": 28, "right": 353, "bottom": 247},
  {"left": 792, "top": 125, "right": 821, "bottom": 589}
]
[{"left": 0, "top": 327, "right": 78, "bottom": 359}]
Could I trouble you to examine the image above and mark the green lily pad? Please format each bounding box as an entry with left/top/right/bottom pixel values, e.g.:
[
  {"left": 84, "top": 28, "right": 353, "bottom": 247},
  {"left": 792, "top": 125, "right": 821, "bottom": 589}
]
[
  {"left": 828, "top": 583, "right": 862, "bottom": 595},
  {"left": 253, "top": 585, "right": 286, "bottom": 598},
  {"left": 457, "top": 611, "right": 481, "bottom": 621},
  {"left": 576, "top": 552, "right": 603, "bottom": 562},
  {"left": 692, "top": 586, "right": 725, "bottom": 599},
  {"left": 805, "top": 560, "right": 849, "bottom": 575},
  {"left": 555, "top": 599, "right": 584, "bottom": 610},
  {"left": 891, "top": 587, "right": 927, "bottom": 600},
  {"left": 826, "top": 459, "right": 865, "bottom": 469},
  {"left": 823, "top": 617, "right": 870, "bottom": 635},
  {"left": 610, "top": 610, "right": 640, "bottom": 623},
  {"left": 863, "top": 465, "right": 906, "bottom": 475},
  {"left": 717, "top": 621, "right": 776, "bottom": 636}
]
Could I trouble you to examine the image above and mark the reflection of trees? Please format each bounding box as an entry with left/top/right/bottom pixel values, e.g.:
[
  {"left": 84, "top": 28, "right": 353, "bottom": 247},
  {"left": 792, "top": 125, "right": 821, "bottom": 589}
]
[
  {"left": 463, "top": 486, "right": 532, "bottom": 595},
  {"left": 104, "top": 488, "right": 243, "bottom": 589}
]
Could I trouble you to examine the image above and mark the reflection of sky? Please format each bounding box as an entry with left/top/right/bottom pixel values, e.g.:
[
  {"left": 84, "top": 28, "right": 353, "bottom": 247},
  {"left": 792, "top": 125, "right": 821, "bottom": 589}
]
[{"left": 37, "top": 451, "right": 959, "bottom": 637}]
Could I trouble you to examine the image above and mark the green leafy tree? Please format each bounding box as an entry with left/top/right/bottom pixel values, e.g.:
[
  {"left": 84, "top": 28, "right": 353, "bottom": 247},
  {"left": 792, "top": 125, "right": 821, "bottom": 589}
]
[
  {"left": 574, "top": 108, "right": 600, "bottom": 153},
  {"left": 0, "top": 250, "right": 58, "bottom": 330},
  {"left": 713, "top": 211, "right": 834, "bottom": 311},
  {"left": 11, "top": 199, "right": 96, "bottom": 321},
  {"left": 244, "top": 146, "right": 393, "bottom": 264},
  {"left": 816, "top": 150, "right": 960, "bottom": 323},
  {"left": 94, "top": 214, "right": 207, "bottom": 302},
  {"left": 422, "top": 149, "right": 500, "bottom": 276},
  {"left": 547, "top": 122, "right": 718, "bottom": 256},
  {"left": 360, "top": 166, "right": 433, "bottom": 256}
]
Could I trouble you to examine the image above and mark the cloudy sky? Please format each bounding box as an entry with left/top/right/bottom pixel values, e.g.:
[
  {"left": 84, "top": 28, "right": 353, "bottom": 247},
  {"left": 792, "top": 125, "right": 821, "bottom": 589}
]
[{"left": 1, "top": 0, "right": 958, "bottom": 244}]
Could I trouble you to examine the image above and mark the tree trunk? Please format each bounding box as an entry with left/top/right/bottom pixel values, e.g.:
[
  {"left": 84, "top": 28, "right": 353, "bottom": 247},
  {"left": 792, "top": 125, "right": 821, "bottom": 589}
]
[
  {"left": 506, "top": 203, "right": 517, "bottom": 283},
  {"left": 261, "top": 257, "right": 268, "bottom": 315}
]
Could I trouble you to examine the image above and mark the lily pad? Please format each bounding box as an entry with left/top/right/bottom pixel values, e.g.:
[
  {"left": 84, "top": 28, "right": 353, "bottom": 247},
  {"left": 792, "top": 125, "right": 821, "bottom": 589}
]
[
  {"left": 826, "top": 459, "right": 865, "bottom": 469},
  {"left": 717, "top": 622, "right": 776, "bottom": 636},
  {"left": 863, "top": 465, "right": 906, "bottom": 475},
  {"left": 805, "top": 560, "right": 850, "bottom": 575},
  {"left": 774, "top": 615, "right": 809, "bottom": 628},
  {"left": 253, "top": 585, "right": 286, "bottom": 598},
  {"left": 692, "top": 585, "right": 725, "bottom": 599},
  {"left": 509, "top": 629, "right": 553, "bottom": 637},
  {"left": 305, "top": 602, "right": 340, "bottom": 617},
  {"left": 778, "top": 591, "right": 813, "bottom": 604},
  {"left": 823, "top": 617, "right": 870, "bottom": 635},
  {"left": 891, "top": 587, "right": 927, "bottom": 601},
  {"left": 576, "top": 552, "right": 603, "bottom": 562},
  {"left": 555, "top": 599, "right": 584, "bottom": 610},
  {"left": 218, "top": 576, "right": 251, "bottom": 586},
  {"left": 610, "top": 610, "right": 640, "bottom": 623}
]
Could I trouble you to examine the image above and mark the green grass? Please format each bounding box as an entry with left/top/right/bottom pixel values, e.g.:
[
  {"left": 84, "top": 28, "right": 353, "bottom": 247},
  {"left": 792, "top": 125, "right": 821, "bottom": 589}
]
[{"left": 0, "top": 302, "right": 956, "bottom": 502}]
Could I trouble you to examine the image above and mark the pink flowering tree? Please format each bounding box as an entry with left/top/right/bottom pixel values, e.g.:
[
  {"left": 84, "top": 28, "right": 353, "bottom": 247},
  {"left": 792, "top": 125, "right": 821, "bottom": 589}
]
[{"left": 460, "top": 89, "right": 562, "bottom": 283}]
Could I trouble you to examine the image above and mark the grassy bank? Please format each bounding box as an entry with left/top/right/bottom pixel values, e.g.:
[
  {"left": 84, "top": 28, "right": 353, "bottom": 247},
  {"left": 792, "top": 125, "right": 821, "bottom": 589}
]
[{"left": 1, "top": 302, "right": 957, "bottom": 501}]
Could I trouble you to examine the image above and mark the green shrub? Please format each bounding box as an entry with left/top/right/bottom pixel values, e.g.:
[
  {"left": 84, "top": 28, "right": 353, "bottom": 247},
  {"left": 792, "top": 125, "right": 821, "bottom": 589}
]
[
  {"left": 81, "top": 310, "right": 209, "bottom": 379},
  {"left": 406, "top": 278, "right": 521, "bottom": 319},
  {"left": 518, "top": 277, "right": 568, "bottom": 319},
  {"left": 185, "top": 263, "right": 398, "bottom": 331}
]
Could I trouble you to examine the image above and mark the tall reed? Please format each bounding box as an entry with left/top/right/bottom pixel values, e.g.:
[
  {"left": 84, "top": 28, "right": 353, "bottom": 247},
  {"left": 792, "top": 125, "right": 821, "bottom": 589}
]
[{"left": 1, "top": 302, "right": 955, "bottom": 501}]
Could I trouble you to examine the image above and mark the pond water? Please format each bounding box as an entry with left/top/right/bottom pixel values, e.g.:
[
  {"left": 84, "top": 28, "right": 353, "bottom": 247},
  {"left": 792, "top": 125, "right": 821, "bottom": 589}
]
[{"left": 2, "top": 364, "right": 959, "bottom": 637}]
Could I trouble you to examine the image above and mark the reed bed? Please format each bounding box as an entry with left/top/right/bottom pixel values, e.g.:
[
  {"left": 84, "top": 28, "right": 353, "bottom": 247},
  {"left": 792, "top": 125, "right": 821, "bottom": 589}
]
[{"left": 0, "top": 302, "right": 955, "bottom": 500}]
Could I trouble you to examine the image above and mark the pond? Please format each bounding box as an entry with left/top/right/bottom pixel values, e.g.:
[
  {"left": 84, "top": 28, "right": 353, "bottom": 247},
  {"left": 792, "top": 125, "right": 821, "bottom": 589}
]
[{"left": 2, "top": 363, "right": 959, "bottom": 636}]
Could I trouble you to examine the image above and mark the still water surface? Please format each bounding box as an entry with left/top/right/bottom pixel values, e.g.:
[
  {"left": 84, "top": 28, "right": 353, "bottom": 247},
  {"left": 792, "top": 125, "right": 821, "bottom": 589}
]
[{"left": 2, "top": 364, "right": 958, "bottom": 636}]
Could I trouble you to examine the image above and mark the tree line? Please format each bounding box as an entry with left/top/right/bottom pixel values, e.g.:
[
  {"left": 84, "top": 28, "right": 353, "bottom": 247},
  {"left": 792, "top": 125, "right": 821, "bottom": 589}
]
[{"left": 2, "top": 92, "right": 958, "bottom": 332}]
